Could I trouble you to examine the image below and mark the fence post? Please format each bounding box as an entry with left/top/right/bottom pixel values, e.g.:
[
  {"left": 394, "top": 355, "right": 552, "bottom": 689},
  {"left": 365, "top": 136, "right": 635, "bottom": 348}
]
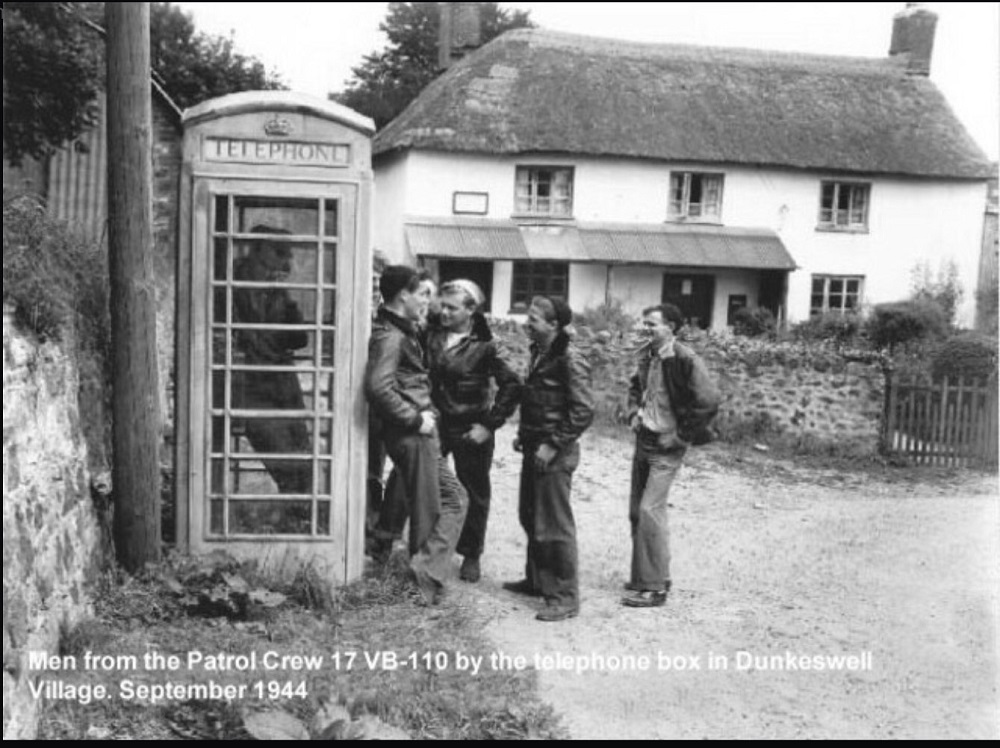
[{"left": 881, "top": 361, "right": 896, "bottom": 457}]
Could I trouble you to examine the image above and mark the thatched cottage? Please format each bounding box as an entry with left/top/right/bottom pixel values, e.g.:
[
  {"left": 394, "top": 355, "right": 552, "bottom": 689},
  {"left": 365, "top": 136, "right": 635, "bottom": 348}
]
[{"left": 373, "top": 5, "right": 995, "bottom": 329}]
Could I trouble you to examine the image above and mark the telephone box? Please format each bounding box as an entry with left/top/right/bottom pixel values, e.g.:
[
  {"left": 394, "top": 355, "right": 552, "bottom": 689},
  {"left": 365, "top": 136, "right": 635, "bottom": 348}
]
[{"left": 175, "top": 92, "right": 374, "bottom": 584}]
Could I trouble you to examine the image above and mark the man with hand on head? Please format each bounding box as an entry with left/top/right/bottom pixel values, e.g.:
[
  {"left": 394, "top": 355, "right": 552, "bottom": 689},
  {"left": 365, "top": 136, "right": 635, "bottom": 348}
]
[
  {"left": 622, "top": 304, "right": 720, "bottom": 609},
  {"left": 364, "top": 265, "right": 468, "bottom": 605},
  {"left": 505, "top": 296, "right": 594, "bottom": 622},
  {"left": 426, "top": 280, "right": 522, "bottom": 584}
]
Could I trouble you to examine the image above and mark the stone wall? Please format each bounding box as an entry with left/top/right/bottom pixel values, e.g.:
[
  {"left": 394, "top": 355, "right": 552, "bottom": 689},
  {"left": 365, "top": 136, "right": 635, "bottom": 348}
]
[
  {"left": 495, "top": 323, "right": 886, "bottom": 453},
  {"left": 3, "top": 311, "right": 103, "bottom": 740}
]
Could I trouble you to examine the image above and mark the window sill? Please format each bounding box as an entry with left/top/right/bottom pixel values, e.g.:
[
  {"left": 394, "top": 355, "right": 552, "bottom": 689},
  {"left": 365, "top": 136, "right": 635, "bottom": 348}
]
[
  {"left": 511, "top": 214, "right": 576, "bottom": 223},
  {"left": 666, "top": 217, "right": 723, "bottom": 226},
  {"left": 815, "top": 226, "right": 870, "bottom": 235}
]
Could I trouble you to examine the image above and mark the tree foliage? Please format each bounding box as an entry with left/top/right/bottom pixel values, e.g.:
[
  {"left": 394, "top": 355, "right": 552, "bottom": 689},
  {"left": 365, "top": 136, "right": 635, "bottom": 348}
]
[
  {"left": 334, "top": 2, "right": 533, "bottom": 130},
  {"left": 2, "top": 2, "right": 104, "bottom": 164},
  {"left": 149, "top": 2, "right": 285, "bottom": 111},
  {"left": 909, "top": 258, "right": 964, "bottom": 328},
  {"left": 867, "top": 299, "right": 949, "bottom": 352},
  {"left": 2, "top": 2, "right": 284, "bottom": 165}
]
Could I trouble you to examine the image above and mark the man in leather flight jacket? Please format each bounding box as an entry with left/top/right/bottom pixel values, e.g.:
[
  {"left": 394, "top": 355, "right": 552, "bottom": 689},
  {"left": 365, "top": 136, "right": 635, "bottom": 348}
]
[
  {"left": 426, "top": 280, "right": 523, "bottom": 584},
  {"left": 504, "top": 296, "right": 595, "bottom": 622},
  {"left": 622, "top": 303, "right": 720, "bottom": 608},
  {"left": 364, "top": 266, "right": 468, "bottom": 605}
]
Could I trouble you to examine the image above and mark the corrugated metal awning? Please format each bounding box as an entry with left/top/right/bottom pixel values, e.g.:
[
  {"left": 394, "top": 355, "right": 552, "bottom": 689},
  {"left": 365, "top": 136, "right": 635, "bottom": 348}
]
[
  {"left": 405, "top": 218, "right": 527, "bottom": 260},
  {"left": 406, "top": 218, "right": 796, "bottom": 270}
]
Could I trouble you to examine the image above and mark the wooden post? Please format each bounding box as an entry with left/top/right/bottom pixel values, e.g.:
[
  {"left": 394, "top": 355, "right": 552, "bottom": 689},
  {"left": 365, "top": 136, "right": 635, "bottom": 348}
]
[{"left": 106, "top": 2, "right": 162, "bottom": 572}]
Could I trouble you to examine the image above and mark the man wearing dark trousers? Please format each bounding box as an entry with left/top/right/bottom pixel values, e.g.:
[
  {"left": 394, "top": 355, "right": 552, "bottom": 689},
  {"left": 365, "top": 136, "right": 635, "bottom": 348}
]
[
  {"left": 364, "top": 265, "right": 468, "bottom": 605},
  {"left": 426, "top": 280, "right": 522, "bottom": 584},
  {"left": 622, "top": 304, "right": 720, "bottom": 608},
  {"left": 504, "top": 296, "right": 594, "bottom": 622}
]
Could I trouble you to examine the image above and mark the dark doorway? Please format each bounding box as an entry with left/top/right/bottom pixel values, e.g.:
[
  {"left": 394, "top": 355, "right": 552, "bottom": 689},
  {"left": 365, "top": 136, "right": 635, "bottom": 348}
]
[
  {"left": 439, "top": 260, "right": 495, "bottom": 313},
  {"left": 662, "top": 273, "right": 716, "bottom": 329},
  {"left": 758, "top": 271, "right": 787, "bottom": 320}
]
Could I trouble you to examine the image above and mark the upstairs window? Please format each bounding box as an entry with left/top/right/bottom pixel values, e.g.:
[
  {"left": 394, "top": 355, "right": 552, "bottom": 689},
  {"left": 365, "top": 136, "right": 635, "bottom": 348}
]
[
  {"left": 669, "top": 172, "right": 724, "bottom": 222},
  {"left": 819, "top": 181, "right": 870, "bottom": 231},
  {"left": 515, "top": 167, "right": 574, "bottom": 218}
]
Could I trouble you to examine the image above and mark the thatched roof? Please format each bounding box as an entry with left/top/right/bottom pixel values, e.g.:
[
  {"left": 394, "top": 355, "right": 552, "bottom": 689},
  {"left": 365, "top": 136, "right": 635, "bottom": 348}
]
[{"left": 375, "top": 29, "right": 992, "bottom": 180}]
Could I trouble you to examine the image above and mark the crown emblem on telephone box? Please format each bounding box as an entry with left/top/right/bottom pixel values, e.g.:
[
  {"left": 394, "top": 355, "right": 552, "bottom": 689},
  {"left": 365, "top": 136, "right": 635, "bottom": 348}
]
[{"left": 264, "top": 116, "right": 294, "bottom": 137}]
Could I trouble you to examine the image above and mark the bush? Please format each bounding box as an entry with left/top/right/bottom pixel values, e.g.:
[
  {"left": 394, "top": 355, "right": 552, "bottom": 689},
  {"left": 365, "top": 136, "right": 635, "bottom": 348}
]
[
  {"left": 732, "top": 307, "right": 776, "bottom": 338},
  {"left": 573, "top": 300, "right": 636, "bottom": 336},
  {"left": 866, "top": 299, "right": 949, "bottom": 352},
  {"left": 930, "top": 332, "right": 999, "bottom": 382},
  {"left": 791, "top": 311, "right": 864, "bottom": 346}
]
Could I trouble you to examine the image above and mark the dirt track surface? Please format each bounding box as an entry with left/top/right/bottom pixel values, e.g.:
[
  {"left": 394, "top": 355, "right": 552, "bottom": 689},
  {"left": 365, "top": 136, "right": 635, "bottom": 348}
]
[{"left": 448, "top": 428, "right": 1000, "bottom": 740}]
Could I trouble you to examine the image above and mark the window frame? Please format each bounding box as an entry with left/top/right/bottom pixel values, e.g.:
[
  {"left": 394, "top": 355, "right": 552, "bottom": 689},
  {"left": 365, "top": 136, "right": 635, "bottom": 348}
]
[
  {"left": 668, "top": 171, "right": 725, "bottom": 223},
  {"left": 817, "top": 180, "right": 871, "bottom": 232},
  {"left": 510, "top": 261, "right": 570, "bottom": 313},
  {"left": 514, "top": 166, "right": 575, "bottom": 219},
  {"left": 810, "top": 274, "right": 865, "bottom": 316}
]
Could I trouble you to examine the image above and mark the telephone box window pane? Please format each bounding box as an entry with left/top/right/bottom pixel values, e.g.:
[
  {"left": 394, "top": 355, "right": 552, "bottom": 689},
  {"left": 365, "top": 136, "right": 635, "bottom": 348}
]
[
  {"left": 213, "top": 289, "right": 228, "bottom": 325},
  {"left": 213, "top": 238, "right": 229, "bottom": 281},
  {"left": 229, "top": 459, "right": 313, "bottom": 497},
  {"left": 324, "top": 245, "right": 337, "bottom": 286},
  {"left": 228, "top": 418, "right": 315, "bottom": 455},
  {"left": 211, "top": 459, "right": 226, "bottom": 495},
  {"left": 317, "top": 502, "right": 332, "bottom": 537},
  {"left": 210, "top": 500, "right": 225, "bottom": 535},
  {"left": 318, "top": 373, "right": 335, "bottom": 412},
  {"left": 233, "top": 242, "right": 319, "bottom": 286},
  {"left": 321, "top": 331, "right": 336, "bottom": 368},
  {"left": 212, "top": 371, "right": 227, "bottom": 408},
  {"left": 235, "top": 197, "right": 321, "bottom": 236},
  {"left": 324, "top": 202, "right": 339, "bottom": 238},
  {"left": 211, "top": 416, "right": 226, "bottom": 453},
  {"left": 230, "top": 373, "right": 316, "bottom": 413},
  {"left": 228, "top": 500, "right": 313, "bottom": 536},
  {"left": 229, "top": 330, "right": 315, "bottom": 369},
  {"left": 214, "top": 196, "right": 230, "bottom": 234},
  {"left": 212, "top": 332, "right": 228, "bottom": 366},
  {"left": 232, "top": 289, "right": 320, "bottom": 327},
  {"left": 320, "top": 291, "right": 337, "bottom": 326},
  {"left": 318, "top": 462, "right": 332, "bottom": 495}
]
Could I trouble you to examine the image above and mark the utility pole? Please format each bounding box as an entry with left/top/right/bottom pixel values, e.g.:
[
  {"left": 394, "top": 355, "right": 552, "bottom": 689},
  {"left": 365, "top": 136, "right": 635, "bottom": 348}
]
[{"left": 105, "top": 2, "right": 162, "bottom": 572}]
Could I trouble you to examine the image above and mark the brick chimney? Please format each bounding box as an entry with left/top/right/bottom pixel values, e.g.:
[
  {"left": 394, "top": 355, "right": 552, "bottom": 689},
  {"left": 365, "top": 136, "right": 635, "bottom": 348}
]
[
  {"left": 438, "top": 2, "right": 483, "bottom": 71},
  {"left": 889, "top": 3, "right": 938, "bottom": 76}
]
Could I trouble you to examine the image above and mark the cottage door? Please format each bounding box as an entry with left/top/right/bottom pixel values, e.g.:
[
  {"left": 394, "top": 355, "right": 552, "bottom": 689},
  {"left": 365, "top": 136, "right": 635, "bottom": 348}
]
[{"left": 662, "top": 273, "right": 716, "bottom": 329}]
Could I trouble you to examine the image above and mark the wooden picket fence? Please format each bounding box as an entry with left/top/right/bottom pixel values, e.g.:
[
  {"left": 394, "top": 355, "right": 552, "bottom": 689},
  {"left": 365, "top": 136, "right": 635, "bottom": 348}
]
[{"left": 882, "top": 374, "right": 999, "bottom": 469}]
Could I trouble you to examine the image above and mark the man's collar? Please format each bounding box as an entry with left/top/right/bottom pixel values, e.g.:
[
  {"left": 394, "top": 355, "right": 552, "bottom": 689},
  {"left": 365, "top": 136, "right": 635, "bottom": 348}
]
[
  {"left": 655, "top": 340, "right": 676, "bottom": 359},
  {"left": 379, "top": 306, "right": 417, "bottom": 335}
]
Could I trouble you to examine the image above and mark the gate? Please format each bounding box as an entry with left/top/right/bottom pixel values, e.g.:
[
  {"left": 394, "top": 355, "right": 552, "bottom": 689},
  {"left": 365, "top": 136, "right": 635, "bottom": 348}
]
[{"left": 882, "top": 374, "right": 999, "bottom": 469}]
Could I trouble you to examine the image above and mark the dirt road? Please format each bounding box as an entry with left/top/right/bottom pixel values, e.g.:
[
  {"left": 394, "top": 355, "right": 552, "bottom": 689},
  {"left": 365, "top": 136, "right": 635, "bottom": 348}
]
[{"left": 449, "top": 428, "right": 999, "bottom": 740}]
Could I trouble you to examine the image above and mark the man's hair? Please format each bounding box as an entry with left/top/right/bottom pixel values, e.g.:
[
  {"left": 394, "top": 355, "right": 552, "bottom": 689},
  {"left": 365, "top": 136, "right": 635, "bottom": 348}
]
[
  {"left": 532, "top": 295, "right": 573, "bottom": 330},
  {"left": 642, "top": 303, "right": 684, "bottom": 331},
  {"left": 440, "top": 279, "right": 485, "bottom": 310},
  {"left": 379, "top": 265, "right": 422, "bottom": 303}
]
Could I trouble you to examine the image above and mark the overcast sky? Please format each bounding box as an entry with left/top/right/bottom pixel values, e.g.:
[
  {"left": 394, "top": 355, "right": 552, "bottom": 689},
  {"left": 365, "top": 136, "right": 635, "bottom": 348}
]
[{"left": 173, "top": 2, "right": 999, "bottom": 161}]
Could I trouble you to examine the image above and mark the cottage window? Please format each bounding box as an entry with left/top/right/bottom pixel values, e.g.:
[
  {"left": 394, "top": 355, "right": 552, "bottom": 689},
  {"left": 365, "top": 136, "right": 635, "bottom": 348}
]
[
  {"left": 818, "top": 181, "right": 870, "bottom": 230},
  {"left": 669, "top": 172, "right": 724, "bottom": 221},
  {"left": 511, "top": 261, "right": 569, "bottom": 312},
  {"left": 515, "top": 167, "right": 574, "bottom": 218},
  {"left": 810, "top": 275, "right": 864, "bottom": 316}
]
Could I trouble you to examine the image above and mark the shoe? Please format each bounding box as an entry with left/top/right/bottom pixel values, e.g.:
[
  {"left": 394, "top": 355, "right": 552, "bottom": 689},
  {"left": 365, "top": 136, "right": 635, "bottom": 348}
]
[
  {"left": 502, "top": 579, "right": 542, "bottom": 598},
  {"left": 411, "top": 563, "right": 442, "bottom": 607},
  {"left": 460, "top": 557, "right": 482, "bottom": 584},
  {"left": 621, "top": 590, "right": 668, "bottom": 608},
  {"left": 624, "top": 580, "right": 672, "bottom": 593},
  {"left": 536, "top": 601, "right": 580, "bottom": 622},
  {"left": 368, "top": 538, "right": 394, "bottom": 565}
]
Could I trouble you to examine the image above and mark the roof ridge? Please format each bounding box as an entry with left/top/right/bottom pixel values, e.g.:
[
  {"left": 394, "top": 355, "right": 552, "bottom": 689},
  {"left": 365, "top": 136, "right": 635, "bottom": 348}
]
[{"left": 499, "top": 27, "right": 903, "bottom": 73}]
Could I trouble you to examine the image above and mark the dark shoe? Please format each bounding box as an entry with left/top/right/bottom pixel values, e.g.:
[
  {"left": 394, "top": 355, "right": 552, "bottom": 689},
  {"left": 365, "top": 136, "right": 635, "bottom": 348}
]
[
  {"left": 368, "top": 538, "right": 394, "bottom": 565},
  {"left": 411, "top": 563, "right": 442, "bottom": 607},
  {"left": 621, "top": 590, "right": 668, "bottom": 608},
  {"left": 502, "top": 579, "right": 542, "bottom": 598},
  {"left": 460, "top": 557, "right": 482, "bottom": 584},
  {"left": 624, "top": 580, "right": 672, "bottom": 593},
  {"left": 536, "top": 601, "right": 580, "bottom": 622}
]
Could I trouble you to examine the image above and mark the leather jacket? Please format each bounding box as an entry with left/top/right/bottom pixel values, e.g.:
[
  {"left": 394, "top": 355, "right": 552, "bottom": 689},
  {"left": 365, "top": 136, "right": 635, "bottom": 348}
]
[
  {"left": 426, "top": 314, "right": 523, "bottom": 437},
  {"left": 365, "top": 307, "right": 434, "bottom": 433},
  {"left": 627, "top": 342, "right": 721, "bottom": 445},
  {"left": 519, "top": 331, "right": 595, "bottom": 451}
]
